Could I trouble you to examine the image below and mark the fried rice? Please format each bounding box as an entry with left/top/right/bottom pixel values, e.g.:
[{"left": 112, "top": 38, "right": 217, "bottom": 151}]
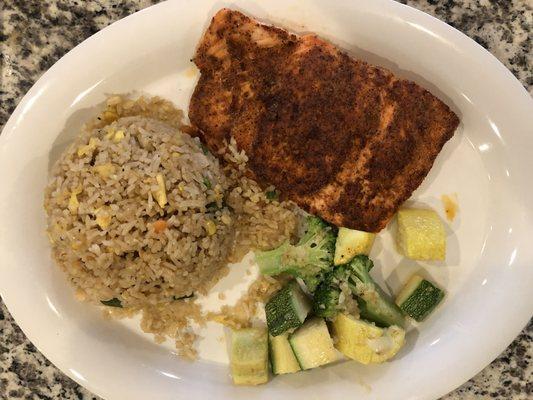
[{"left": 44, "top": 95, "right": 298, "bottom": 358}]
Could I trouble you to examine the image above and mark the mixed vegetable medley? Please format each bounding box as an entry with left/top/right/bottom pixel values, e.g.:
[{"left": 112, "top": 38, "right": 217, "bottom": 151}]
[{"left": 229, "top": 208, "right": 447, "bottom": 385}]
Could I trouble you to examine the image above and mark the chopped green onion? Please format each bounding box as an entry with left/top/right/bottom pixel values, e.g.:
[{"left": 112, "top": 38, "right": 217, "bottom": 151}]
[
  {"left": 266, "top": 190, "right": 278, "bottom": 200},
  {"left": 203, "top": 177, "right": 212, "bottom": 189},
  {"left": 101, "top": 298, "right": 122, "bottom": 307},
  {"left": 173, "top": 293, "right": 194, "bottom": 301},
  {"left": 206, "top": 201, "right": 218, "bottom": 210}
]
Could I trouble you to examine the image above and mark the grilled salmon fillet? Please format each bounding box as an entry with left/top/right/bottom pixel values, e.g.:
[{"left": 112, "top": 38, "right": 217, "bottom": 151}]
[{"left": 189, "top": 9, "right": 460, "bottom": 232}]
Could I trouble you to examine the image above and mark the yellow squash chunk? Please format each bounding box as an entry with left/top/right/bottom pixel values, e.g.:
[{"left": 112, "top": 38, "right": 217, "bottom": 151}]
[
  {"left": 334, "top": 227, "right": 376, "bottom": 265},
  {"left": 288, "top": 317, "right": 337, "bottom": 369},
  {"left": 332, "top": 313, "right": 405, "bottom": 365},
  {"left": 396, "top": 208, "right": 446, "bottom": 261},
  {"left": 230, "top": 328, "right": 269, "bottom": 385},
  {"left": 269, "top": 333, "right": 301, "bottom": 375}
]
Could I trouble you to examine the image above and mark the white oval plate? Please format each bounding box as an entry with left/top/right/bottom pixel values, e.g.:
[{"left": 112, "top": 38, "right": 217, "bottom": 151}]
[{"left": 1, "top": 0, "right": 532, "bottom": 399}]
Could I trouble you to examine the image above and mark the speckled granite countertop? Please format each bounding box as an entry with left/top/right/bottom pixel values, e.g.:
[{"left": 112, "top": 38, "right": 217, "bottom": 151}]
[{"left": 1, "top": 0, "right": 532, "bottom": 399}]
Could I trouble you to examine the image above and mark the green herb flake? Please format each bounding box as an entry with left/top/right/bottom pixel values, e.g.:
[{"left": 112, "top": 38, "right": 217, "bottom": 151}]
[
  {"left": 200, "top": 143, "right": 209, "bottom": 155},
  {"left": 203, "top": 177, "right": 212, "bottom": 189},
  {"left": 100, "top": 298, "right": 122, "bottom": 308},
  {"left": 266, "top": 190, "right": 278, "bottom": 200},
  {"left": 206, "top": 201, "right": 218, "bottom": 210},
  {"left": 173, "top": 293, "right": 194, "bottom": 301}
]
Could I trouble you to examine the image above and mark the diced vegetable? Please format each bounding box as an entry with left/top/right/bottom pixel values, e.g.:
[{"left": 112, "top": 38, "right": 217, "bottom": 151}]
[
  {"left": 230, "top": 328, "right": 269, "bottom": 385},
  {"left": 95, "top": 207, "right": 112, "bottom": 229},
  {"left": 396, "top": 208, "right": 446, "bottom": 261},
  {"left": 104, "top": 128, "right": 115, "bottom": 140},
  {"left": 152, "top": 173, "right": 168, "bottom": 208},
  {"left": 68, "top": 191, "right": 80, "bottom": 214},
  {"left": 289, "top": 317, "right": 337, "bottom": 370},
  {"left": 256, "top": 216, "right": 336, "bottom": 292},
  {"left": 67, "top": 186, "right": 83, "bottom": 215},
  {"left": 265, "top": 190, "right": 278, "bottom": 200},
  {"left": 312, "top": 271, "right": 342, "bottom": 318},
  {"left": 93, "top": 163, "right": 115, "bottom": 179},
  {"left": 396, "top": 274, "right": 445, "bottom": 321},
  {"left": 200, "top": 143, "right": 209, "bottom": 155},
  {"left": 153, "top": 219, "right": 167, "bottom": 233},
  {"left": 204, "top": 220, "right": 217, "bottom": 235},
  {"left": 312, "top": 256, "right": 404, "bottom": 327},
  {"left": 357, "top": 283, "right": 405, "bottom": 329},
  {"left": 331, "top": 313, "right": 405, "bottom": 364},
  {"left": 336, "top": 256, "right": 405, "bottom": 327},
  {"left": 103, "top": 110, "right": 118, "bottom": 123},
  {"left": 101, "top": 298, "right": 122, "bottom": 307},
  {"left": 265, "top": 282, "right": 311, "bottom": 336},
  {"left": 77, "top": 137, "right": 99, "bottom": 157},
  {"left": 269, "top": 333, "right": 301, "bottom": 374},
  {"left": 112, "top": 130, "right": 125, "bottom": 142},
  {"left": 334, "top": 228, "right": 376, "bottom": 265},
  {"left": 172, "top": 293, "right": 194, "bottom": 301}
]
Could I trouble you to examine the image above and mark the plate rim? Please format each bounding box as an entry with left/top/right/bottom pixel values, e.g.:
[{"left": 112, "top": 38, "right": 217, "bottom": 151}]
[{"left": 1, "top": 0, "right": 532, "bottom": 399}]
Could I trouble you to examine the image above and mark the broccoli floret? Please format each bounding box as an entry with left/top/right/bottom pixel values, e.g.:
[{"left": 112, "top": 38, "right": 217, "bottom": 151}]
[
  {"left": 312, "top": 272, "right": 341, "bottom": 318},
  {"left": 311, "top": 255, "right": 405, "bottom": 327},
  {"left": 339, "top": 255, "right": 405, "bottom": 327},
  {"left": 256, "top": 216, "right": 336, "bottom": 291}
]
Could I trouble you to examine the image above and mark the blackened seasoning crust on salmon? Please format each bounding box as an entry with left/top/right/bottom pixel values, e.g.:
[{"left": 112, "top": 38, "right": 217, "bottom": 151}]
[{"left": 189, "top": 9, "right": 460, "bottom": 232}]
